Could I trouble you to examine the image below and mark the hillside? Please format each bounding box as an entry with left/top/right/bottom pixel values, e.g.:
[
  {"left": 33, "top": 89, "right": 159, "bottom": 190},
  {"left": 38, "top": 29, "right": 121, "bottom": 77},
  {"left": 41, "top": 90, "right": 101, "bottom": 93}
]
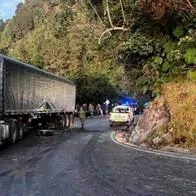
[{"left": 0, "top": 0, "right": 195, "bottom": 105}]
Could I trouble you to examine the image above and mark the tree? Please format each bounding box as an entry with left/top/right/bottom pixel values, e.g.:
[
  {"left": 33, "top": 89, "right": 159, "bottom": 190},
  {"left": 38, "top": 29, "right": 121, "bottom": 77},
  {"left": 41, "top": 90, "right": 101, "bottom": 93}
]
[
  {"left": 0, "top": 19, "right": 5, "bottom": 32},
  {"left": 0, "top": 0, "right": 195, "bottom": 101},
  {"left": 136, "top": 0, "right": 195, "bottom": 19}
]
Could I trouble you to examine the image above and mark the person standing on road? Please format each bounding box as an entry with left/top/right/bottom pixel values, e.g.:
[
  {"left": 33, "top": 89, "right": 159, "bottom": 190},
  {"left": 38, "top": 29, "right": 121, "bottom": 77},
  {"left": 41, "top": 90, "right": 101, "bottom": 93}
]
[
  {"left": 97, "top": 104, "right": 103, "bottom": 116},
  {"left": 79, "top": 106, "right": 86, "bottom": 129},
  {"left": 96, "top": 104, "right": 100, "bottom": 116},
  {"left": 89, "top": 103, "right": 94, "bottom": 118},
  {"left": 102, "top": 102, "right": 106, "bottom": 116},
  {"left": 75, "top": 104, "right": 80, "bottom": 117}
]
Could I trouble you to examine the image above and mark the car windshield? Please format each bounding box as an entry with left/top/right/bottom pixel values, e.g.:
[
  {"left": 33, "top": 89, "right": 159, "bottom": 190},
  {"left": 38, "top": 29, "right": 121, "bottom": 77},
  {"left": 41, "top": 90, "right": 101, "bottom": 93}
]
[{"left": 113, "top": 107, "right": 129, "bottom": 113}]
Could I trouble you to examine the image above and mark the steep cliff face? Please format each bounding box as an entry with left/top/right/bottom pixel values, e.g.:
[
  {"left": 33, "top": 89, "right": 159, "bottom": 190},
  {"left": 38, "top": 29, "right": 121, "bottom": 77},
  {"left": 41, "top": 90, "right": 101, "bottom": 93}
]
[
  {"left": 129, "top": 81, "right": 196, "bottom": 149},
  {"left": 130, "top": 98, "right": 169, "bottom": 146}
]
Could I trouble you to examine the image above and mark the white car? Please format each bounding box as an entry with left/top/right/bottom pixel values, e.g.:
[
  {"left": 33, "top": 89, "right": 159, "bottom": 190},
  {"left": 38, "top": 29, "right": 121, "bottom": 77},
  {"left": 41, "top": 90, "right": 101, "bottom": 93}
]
[{"left": 109, "top": 105, "right": 134, "bottom": 127}]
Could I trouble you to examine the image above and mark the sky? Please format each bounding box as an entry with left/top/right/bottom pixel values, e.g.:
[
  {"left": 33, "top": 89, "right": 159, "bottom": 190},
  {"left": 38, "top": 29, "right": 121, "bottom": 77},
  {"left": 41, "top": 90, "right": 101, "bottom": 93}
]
[{"left": 0, "top": 0, "right": 24, "bottom": 20}]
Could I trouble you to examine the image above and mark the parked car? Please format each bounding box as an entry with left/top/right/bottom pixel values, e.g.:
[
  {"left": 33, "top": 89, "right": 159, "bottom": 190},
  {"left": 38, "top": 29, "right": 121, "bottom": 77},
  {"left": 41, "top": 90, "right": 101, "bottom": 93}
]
[{"left": 109, "top": 105, "right": 134, "bottom": 127}]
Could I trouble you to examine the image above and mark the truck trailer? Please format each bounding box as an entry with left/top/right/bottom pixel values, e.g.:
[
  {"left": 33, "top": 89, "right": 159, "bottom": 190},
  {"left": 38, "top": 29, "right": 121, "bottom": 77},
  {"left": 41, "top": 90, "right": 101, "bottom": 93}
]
[{"left": 0, "top": 54, "right": 76, "bottom": 144}]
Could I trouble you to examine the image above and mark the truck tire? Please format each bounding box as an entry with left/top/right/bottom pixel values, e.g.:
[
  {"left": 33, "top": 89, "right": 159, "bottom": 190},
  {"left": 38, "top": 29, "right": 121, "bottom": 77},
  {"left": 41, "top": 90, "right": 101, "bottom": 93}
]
[
  {"left": 61, "top": 115, "right": 66, "bottom": 129},
  {"left": 72, "top": 113, "right": 75, "bottom": 124},
  {"left": 11, "top": 121, "right": 17, "bottom": 144},
  {"left": 65, "top": 114, "right": 70, "bottom": 128},
  {"left": 19, "top": 125, "right": 23, "bottom": 140},
  {"left": 69, "top": 113, "right": 74, "bottom": 127},
  {"left": 19, "top": 122, "right": 27, "bottom": 140},
  {"left": 56, "top": 115, "right": 65, "bottom": 130},
  {"left": 54, "top": 115, "right": 65, "bottom": 130}
]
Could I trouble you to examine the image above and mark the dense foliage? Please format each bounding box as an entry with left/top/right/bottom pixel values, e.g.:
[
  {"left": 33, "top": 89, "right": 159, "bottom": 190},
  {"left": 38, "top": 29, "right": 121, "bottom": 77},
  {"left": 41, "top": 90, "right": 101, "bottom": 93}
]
[{"left": 0, "top": 0, "right": 195, "bottom": 104}]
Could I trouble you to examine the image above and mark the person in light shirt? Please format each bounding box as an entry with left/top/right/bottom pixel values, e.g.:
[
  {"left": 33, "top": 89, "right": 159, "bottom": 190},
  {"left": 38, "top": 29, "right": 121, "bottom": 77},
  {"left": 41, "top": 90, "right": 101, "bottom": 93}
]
[{"left": 79, "top": 106, "right": 86, "bottom": 129}]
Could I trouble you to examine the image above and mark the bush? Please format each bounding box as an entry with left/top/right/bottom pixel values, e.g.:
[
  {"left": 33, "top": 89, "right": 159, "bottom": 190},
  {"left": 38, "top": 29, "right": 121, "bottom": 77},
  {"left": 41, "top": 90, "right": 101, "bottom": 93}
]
[{"left": 162, "top": 81, "right": 196, "bottom": 148}]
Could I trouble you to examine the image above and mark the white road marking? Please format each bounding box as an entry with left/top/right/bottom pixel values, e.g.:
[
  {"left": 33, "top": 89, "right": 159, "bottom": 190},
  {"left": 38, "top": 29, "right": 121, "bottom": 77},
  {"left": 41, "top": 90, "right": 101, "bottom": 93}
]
[{"left": 111, "top": 132, "right": 196, "bottom": 161}]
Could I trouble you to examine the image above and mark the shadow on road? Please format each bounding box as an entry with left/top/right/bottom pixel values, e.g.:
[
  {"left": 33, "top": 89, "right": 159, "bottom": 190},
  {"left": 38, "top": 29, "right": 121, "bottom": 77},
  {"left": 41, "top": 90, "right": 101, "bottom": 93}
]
[{"left": 0, "top": 117, "right": 110, "bottom": 153}]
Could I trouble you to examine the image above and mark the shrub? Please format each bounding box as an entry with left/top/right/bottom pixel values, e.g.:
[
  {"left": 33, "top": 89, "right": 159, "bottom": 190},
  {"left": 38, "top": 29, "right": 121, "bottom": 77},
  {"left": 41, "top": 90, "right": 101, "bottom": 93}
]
[{"left": 162, "top": 81, "right": 196, "bottom": 148}]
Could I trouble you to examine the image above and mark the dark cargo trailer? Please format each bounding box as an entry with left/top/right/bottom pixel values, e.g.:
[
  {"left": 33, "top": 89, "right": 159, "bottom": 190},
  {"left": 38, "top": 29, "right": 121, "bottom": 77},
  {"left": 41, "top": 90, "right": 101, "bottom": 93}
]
[{"left": 0, "top": 54, "right": 76, "bottom": 144}]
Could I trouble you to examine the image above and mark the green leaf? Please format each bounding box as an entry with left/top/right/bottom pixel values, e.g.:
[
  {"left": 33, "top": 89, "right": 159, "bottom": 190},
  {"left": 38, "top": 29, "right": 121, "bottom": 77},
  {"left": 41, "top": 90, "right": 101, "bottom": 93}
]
[
  {"left": 154, "top": 57, "right": 163, "bottom": 65},
  {"left": 164, "top": 41, "right": 176, "bottom": 53},
  {"left": 162, "top": 62, "right": 172, "bottom": 72},
  {"left": 183, "top": 48, "right": 196, "bottom": 64},
  {"left": 173, "top": 26, "right": 184, "bottom": 38}
]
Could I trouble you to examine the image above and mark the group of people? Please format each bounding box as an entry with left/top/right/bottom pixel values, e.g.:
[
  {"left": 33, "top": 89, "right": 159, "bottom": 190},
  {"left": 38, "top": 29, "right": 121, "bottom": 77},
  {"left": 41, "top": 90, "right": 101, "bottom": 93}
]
[{"left": 75, "top": 103, "right": 109, "bottom": 129}]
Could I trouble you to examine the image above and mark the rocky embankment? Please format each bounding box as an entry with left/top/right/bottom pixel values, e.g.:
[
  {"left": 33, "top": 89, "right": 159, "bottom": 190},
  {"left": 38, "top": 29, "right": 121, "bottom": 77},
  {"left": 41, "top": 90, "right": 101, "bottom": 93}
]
[
  {"left": 115, "top": 82, "right": 196, "bottom": 154},
  {"left": 115, "top": 100, "right": 195, "bottom": 155},
  {"left": 129, "top": 99, "right": 170, "bottom": 148}
]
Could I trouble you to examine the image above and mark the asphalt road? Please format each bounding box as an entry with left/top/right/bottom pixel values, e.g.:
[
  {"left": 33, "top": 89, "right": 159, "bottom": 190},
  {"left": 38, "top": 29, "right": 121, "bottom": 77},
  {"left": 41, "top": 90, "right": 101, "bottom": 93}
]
[{"left": 0, "top": 117, "right": 196, "bottom": 196}]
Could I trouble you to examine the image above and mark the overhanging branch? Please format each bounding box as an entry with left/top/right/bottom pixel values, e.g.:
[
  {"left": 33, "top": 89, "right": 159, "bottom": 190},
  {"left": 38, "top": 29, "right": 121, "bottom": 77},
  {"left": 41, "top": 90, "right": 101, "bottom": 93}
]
[{"left": 99, "top": 27, "right": 127, "bottom": 45}]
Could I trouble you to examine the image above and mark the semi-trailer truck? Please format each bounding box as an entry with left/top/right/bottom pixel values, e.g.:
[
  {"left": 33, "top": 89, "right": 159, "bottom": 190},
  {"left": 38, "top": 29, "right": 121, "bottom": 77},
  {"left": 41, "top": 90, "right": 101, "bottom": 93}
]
[{"left": 0, "top": 54, "right": 76, "bottom": 144}]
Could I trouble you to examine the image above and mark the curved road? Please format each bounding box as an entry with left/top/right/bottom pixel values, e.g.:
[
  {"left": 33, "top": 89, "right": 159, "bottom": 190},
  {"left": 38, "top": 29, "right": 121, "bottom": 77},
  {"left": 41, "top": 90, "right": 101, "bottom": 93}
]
[{"left": 0, "top": 118, "right": 195, "bottom": 196}]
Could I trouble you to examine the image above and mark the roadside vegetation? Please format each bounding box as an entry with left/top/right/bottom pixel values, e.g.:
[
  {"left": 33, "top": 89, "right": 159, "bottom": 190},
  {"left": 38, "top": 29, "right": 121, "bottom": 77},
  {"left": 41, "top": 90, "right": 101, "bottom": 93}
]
[
  {"left": 0, "top": 0, "right": 195, "bottom": 147},
  {"left": 162, "top": 81, "right": 196, "bottom": 147}
]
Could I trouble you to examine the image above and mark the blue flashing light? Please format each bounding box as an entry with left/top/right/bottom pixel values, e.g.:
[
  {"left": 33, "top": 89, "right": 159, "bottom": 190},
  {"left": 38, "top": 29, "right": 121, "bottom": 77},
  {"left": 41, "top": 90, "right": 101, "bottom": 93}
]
[{"left": 119, "top": 96, "right": 137, "bottom": 106}]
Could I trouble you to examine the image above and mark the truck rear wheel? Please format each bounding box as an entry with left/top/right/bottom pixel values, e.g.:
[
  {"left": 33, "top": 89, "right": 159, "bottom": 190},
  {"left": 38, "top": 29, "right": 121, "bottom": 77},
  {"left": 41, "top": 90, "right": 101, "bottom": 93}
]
[
  {"left": 11, "top": 122, "right": 17, "bottom": 144},
  {"left": 54, "top": 115, "right": 65, "bottom": 130},
  {"left": 19, "top": 122, "right": 27, "bottom": 140},
  {"left": 66, "top": 113, "right": 74, "bottom": 129},
  {"left": 65, "top": 114, "right": 70, "bottom": 128},
  {"left": 60, "top": 115, "right": 66, "bottom": 129},
  {"left": 69, "top": 113, "right": 74, "bottom": 128},
  {"left": 19, "top": 125, "right": 23, "bottom": 140}
]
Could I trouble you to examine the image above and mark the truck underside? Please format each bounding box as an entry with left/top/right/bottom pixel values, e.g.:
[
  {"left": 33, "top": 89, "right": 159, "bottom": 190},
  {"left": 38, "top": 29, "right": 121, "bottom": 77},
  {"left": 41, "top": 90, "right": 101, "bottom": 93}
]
[{"left": 0, "top": 112, "right": 74, "bottom": 145}]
